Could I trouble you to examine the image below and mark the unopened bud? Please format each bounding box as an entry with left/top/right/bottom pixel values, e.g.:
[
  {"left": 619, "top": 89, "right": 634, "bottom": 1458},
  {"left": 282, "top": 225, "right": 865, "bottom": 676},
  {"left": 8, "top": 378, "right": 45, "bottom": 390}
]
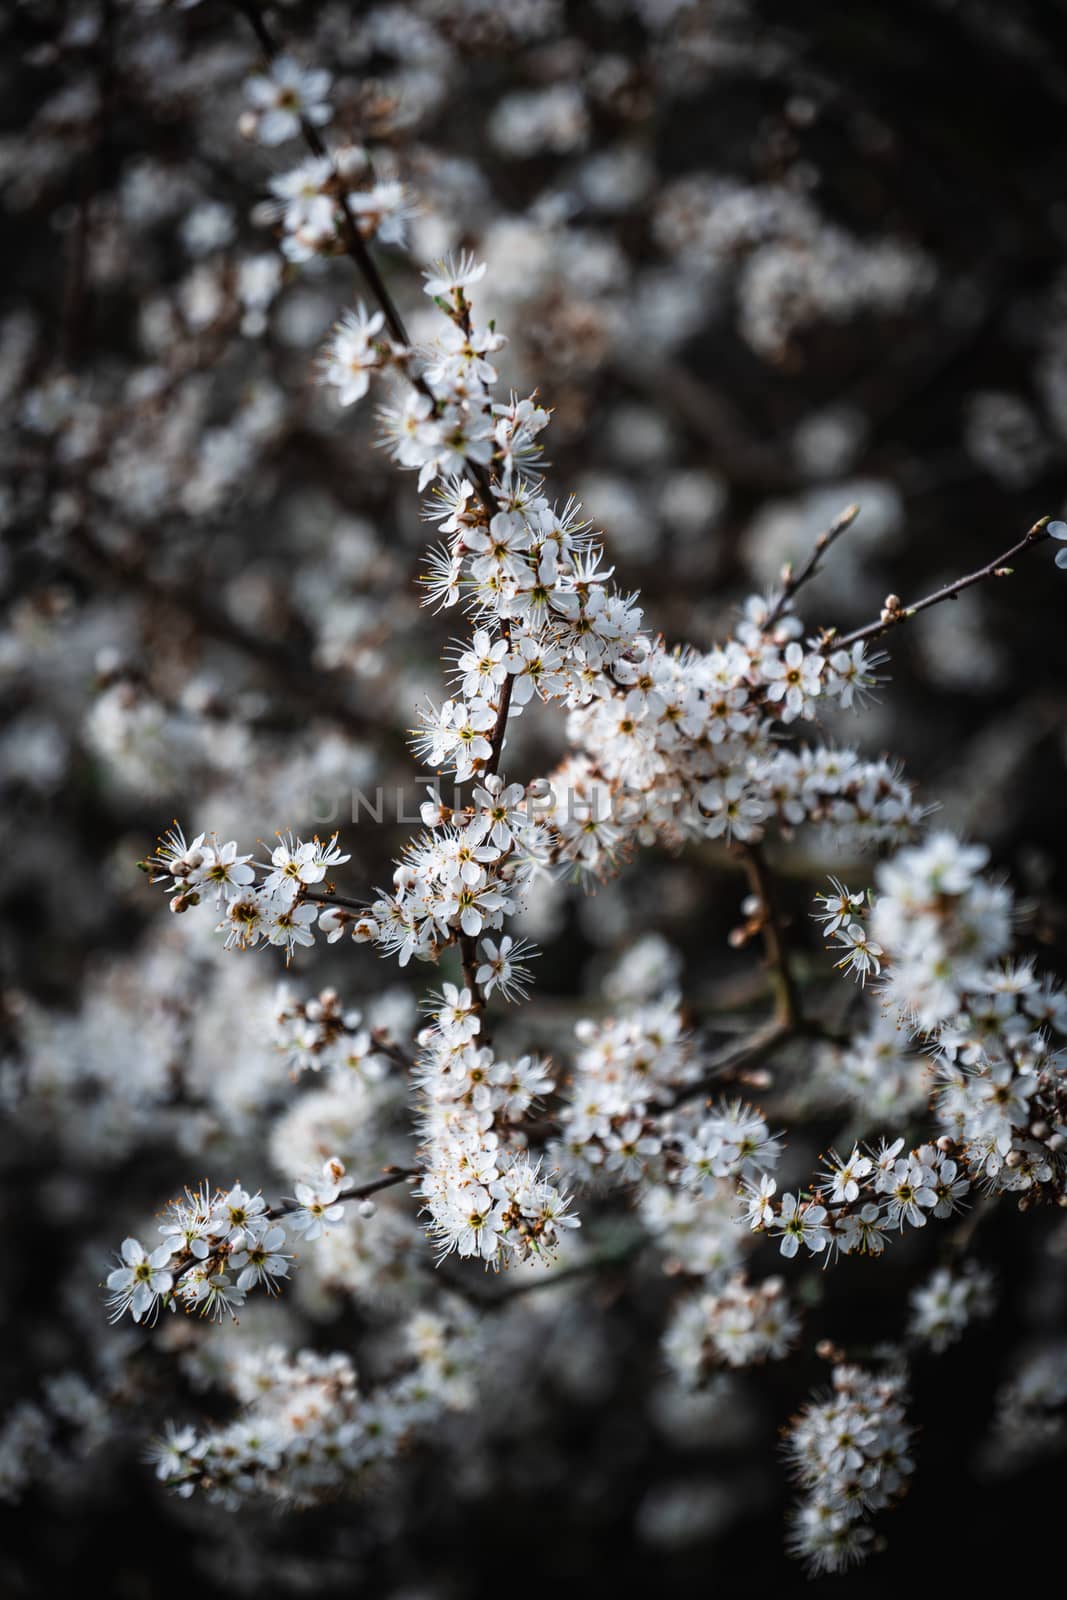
[{"left": 358, "top": 1200, "right": 377, "bottom": 1219}]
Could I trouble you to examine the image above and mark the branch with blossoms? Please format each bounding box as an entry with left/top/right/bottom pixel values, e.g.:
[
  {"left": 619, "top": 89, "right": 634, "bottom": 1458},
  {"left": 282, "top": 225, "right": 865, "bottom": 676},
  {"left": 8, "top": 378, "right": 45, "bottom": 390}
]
[
  {"left": 85, "top": 3, "right": 1067, "bottom": 1576},
  {"left": 105, "top": 1162, "right": 419, "bottom": 1327}
]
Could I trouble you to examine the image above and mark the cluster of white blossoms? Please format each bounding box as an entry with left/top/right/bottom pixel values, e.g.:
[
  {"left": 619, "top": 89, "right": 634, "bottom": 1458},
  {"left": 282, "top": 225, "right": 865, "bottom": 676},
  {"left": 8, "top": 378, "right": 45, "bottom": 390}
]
[
  {"left": 663, "top": 1274, "right": 799, "bottom": 1383},
  {"left": 784, "top": 1365, "right": 916, "bottom": 1575},
  {"left": 640, "top": 1078, "right": 785, "bottom": 1281},
  {"left": 105, "top": 1162, "right": 370, "bottom": 1326},
  {"left": 981, "top": 1339, "right": 1067, "bottom": 1473},
  {"left": 139, "top": 248, "right": 928, "bottom": 999},
  {"left": 412, "top": 989, "right": 577, "bottom": 1267},
  {"left": 150, "top": 1311, "right": 480, "bottom": 1508},
  {"left": 362, "top": 776, "right": 548, "bottom": 968},
  {"left": 270, "top": 984, "right": 392, "bottom": 1081},
  {"left": 726, "top": 830, "right": 1067, "bottom": 1275},
  {"left": 655, "top": 174, "right": 935, "bottom": 361},
  {"left": 143, "top": 824, "right": 351, "bottom": 961},
  {"left": 549, "top": 996, "right": 699, "bottom": 1184},
  {"left": 0, "top": 1373, "right": 112, "bottom": 1505},
  {"left": 819, "top": 833, "right": 1067, "bottom": 1203},
  {"left": 906, "top": 1262, "right": 995, "bottom": 1354},
  {"left": 742, "top": 1135, "right": 972, "bottom": 1261},
  {"left": 316, "top": 248, "right": 920, "bottom": 879},
  {"left": 264, "top": 146, "right": 415, "bottom": 265},
  {"left": 817, "top": 1013, "right": 931, "bottom": 1121}
]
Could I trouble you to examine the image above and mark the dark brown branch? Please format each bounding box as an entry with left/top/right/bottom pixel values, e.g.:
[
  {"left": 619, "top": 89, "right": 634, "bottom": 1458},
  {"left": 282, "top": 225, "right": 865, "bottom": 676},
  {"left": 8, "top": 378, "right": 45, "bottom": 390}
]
[
  {"left": 270, "top": 1165, "right": 419, "bottom": 1219},
  {"left": 482, "top": 655, "right": 514, "bottom": 778},
  {"left": 823, "top": 516, "right": 1052, "bottom": 654},
  {"left": 271, "top": 1164, "right": 422, "bottom": 1209},
  {"left": 336, "top": 1165, "right": 419, "bottom": 1204},
  {"left": 736, "top": 842, "right": 803, "bottom": 1031},
  {"left": 370, "top": 1030, "right": 415, "bottom": 1073},
  {"left": 300, "top": 889, "right": 369, "bottom": 914},
  {"left": 764, "top": 502, "right": 860, "bottom": 628},
  {"left": 458, "top": 931, "right": 482, "bottom": 999}
]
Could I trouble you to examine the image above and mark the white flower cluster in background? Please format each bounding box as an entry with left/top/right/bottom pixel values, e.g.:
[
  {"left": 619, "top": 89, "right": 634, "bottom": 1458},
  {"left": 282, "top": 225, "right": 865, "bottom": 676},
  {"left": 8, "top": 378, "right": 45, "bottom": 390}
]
[
  {"left": 784, "top": 1364, "right": 915, "bottom": 1574},
  {"left": 664, "top": 1274, "right": 799, "bottom": 1382},
  {"left": 981, "top": 1339, "right": 1067, "bottom": 1474},
  {"left": 550, "top": 996, "right": 698, "bottom": 1183},
  {"left": 826, "top": 835, "right": 1067, "bottom": 1202},
  {"left": 655, "top": 175, "right": 935, "bottom": 361},
  {"left": 907, "top": 1262, "right": 995, "bottom": 1353},
  {"left": 150, "top": 1309, "right": 480, "bottom": 1507}
]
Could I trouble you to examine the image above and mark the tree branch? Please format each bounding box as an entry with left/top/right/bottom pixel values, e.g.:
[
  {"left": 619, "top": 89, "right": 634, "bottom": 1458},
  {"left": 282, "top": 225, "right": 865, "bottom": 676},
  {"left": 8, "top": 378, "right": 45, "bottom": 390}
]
[
  {"left": 822, "top": 516, "right": 1052, "bottom": 654},
  {"left": 736, "top": 841, "right": 803, "bottom": 1031},
  {"left": 300, "top": 889, "right": 369, "bottom": 914},
  {"left": 764, "top": 502, "right": 860, "bottom": 628}
]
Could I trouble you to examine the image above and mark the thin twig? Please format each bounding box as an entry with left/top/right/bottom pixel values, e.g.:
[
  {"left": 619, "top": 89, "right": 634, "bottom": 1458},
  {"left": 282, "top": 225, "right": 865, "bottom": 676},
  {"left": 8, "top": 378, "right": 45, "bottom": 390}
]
[
  {"left": 458, "top": 931, "right": 482, "bottom": 1000},
  {"left": 668, "top": 1008, "right": 849, "bottom": 1110},
  {"left": 299, "top": 889, "right": 369, "bottom": 914},
  {"left": 370, "top": 1031, "right": 416, "bottom": 1073},
  {"left": 822, "top": 517, "right": 1052, "bottom": 654},
  {"left": 736, "top": 842, "right": 803, "bottom": 1030},
  {"left": 764, "top": 502, "right": 860, "bottom": 628},
  {"left": 158, "top": 1168, "right": 420, "bottom": 1296},
  {"left": 331, "top": 1165, "right": 418, "bottom": 1205},
  {"left": 270, "top": 1164, "right": 419, "bottom": 1219}
]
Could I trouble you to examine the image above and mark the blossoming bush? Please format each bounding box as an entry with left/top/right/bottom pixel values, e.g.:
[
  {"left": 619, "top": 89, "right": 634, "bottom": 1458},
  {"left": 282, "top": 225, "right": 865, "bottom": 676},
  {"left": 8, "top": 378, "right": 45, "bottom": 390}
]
[{"left": 4, "top": 1, "right": 1067, "bottom": 1592}]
